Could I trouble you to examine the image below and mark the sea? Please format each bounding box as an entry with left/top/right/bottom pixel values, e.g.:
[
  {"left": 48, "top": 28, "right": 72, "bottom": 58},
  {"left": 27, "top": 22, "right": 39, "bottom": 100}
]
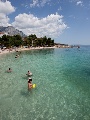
[{"left": 0, "top": 45, "right": 90, "bottom": 120}]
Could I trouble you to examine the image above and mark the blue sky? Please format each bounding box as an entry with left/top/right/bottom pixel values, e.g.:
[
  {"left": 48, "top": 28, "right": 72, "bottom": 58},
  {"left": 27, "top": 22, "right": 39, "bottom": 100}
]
[{"left": 0, "top": 0, "right": 90, "bottom": 45}]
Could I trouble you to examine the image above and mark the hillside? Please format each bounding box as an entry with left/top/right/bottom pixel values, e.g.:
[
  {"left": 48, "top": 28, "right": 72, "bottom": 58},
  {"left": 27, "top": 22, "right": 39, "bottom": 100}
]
[{"left": 0, "top": 26, "right": 26, "bottom": 37}]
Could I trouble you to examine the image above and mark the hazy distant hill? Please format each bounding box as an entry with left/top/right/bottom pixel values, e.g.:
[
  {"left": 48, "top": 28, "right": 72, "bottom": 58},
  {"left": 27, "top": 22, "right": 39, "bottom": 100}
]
[{"left": 0, "top": 26, "right": 26, "bottom": 37}]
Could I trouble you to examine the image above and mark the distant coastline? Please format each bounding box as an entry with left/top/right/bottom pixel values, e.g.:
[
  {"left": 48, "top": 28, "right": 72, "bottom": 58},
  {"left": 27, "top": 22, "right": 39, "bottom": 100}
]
[{"left": 54, "top": 43, "right": 80, "bottom": 48}]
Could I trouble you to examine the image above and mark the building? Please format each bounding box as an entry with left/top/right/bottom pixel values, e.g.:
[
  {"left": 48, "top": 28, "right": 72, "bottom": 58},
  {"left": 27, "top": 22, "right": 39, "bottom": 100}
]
[{"left": 0, "top": 32, "right": 8, "bottom": 38}]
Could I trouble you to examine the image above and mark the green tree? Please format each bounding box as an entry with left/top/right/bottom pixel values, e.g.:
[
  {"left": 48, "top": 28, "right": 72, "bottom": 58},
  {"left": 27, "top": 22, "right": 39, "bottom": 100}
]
[
  {"left": 42, "top": 36, "right": 47, "bottom": 46},
  {"left": 28, "top": 34, "right": 37, "bottom": 46},
  {"left": 2, "top": 35, "right": 9, "bottom": 47},
  {"left": 14, "top": 35, "right": 22, "bottom": 47}
]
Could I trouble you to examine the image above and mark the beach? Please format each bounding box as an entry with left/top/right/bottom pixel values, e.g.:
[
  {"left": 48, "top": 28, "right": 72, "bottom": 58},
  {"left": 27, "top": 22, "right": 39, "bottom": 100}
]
[{"left": 0, "top": 46, "right": 56, "bottom": 55}]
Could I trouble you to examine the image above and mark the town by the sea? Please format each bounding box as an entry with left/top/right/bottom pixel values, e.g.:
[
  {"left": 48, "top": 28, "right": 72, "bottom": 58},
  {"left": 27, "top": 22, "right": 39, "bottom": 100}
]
[{"left": 0, "top": 45, "right": 90, "bottom": 120}]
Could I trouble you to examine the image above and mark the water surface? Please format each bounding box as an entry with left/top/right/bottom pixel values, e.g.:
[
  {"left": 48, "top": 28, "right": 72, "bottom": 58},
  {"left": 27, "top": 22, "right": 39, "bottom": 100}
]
[{"left": 0, "top": 46, "right": 90, "bottom": 120}]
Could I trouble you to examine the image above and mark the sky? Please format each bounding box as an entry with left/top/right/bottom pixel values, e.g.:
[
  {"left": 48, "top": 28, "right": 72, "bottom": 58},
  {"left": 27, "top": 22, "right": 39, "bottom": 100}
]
[{"left": 0, "top": 0, "right": 90, "bottom": 45}]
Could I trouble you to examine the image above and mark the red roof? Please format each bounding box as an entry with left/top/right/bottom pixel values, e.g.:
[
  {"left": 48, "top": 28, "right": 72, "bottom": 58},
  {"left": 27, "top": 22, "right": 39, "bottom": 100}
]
[{"left": 0, "top": 32, "right": 4, "bottom": 34}]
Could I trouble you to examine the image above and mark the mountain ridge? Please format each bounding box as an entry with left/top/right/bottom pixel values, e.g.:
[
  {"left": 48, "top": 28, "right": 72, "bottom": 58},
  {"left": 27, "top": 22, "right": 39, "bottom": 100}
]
[{"left": 0, "top": 26, "right": 26, "bottom": 37}]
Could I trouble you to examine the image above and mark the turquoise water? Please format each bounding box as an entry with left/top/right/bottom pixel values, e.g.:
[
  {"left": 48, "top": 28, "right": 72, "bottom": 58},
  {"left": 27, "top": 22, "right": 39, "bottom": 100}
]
[{"left": 0, "top": 46, "right": 90, "bottom": 120}]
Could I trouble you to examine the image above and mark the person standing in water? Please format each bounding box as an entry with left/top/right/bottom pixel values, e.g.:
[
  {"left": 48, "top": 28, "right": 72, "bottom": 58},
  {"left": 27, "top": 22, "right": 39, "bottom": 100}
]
[{"left": 28, "top": 77, "right": 33, "bottom": 90}]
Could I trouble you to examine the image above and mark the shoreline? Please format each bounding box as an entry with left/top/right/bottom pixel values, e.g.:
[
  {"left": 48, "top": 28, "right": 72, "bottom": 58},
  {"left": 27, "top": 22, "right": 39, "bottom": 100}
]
[
  {"left": 0, "top": 44, "right": 74, "bottom": 55},
  {"left": 0, "top": 46, "right": 56, "bottom": 55}
]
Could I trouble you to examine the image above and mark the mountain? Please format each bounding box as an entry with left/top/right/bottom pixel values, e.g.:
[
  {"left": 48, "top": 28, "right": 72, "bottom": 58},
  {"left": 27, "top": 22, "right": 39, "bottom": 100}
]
[{"left": 0, "top": 26, "right": 26, "bottom": 37}]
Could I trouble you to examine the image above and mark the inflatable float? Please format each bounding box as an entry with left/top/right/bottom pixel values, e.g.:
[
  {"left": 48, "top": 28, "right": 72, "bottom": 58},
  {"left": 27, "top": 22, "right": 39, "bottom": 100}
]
[{"left": 32, "top": 84, "right": 36, "bottom": 88}]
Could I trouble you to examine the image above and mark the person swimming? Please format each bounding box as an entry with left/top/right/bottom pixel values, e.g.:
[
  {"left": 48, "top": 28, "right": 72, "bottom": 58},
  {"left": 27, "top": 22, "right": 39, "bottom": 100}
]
[
  {"left": 15, "top": 54, "right": 19, "bottom": 58},
  {"left": 26, "top": 71, "right": 32, "bottom": 76},
  {"left": 28, "top": 77, "right": 33, "bottom": 90},
  {"left": 7, "top": 68, "right": 12, "bottom": 73}
]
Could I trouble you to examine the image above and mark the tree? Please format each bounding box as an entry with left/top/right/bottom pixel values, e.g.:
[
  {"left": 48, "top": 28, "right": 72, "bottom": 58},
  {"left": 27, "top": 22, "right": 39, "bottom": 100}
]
[
  {"left": 28, "top": 34, "right": 37, "bottom": 46},
  {"left": 13, "top": 35, "right": 22, "bottom": 47},
  {"left": 0, "top": 33, "right": 54, "bottom": 48},
  {"left": 2, "top": 35, "right": 9, "bottom": 47}
]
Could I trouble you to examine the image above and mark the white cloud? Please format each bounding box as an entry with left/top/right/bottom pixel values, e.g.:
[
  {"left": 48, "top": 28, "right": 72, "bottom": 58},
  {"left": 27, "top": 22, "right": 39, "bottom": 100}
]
[
  {"left": 30, "top": 0, "right": 51, "bottom": 7},
  {"left": 30, "top": 0, "right": 39, "bottom": 7},
  {"left": 0, "top": 1, "right": 15, "bottom": 26},
  {"left": 69, "top": 0, "right": 84, "bottom": 7},
  {"left": 12, "top": 13, "right": 68, "bottom": 38},
  {"left": 0, "top": 1, "right": 15, "bottom": 14},
  {"left": 0, "top": 13, "right": 11, "bottom": 26},
  {"left": 76, "top": 1, "right": 83, "bottom": 6}
]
